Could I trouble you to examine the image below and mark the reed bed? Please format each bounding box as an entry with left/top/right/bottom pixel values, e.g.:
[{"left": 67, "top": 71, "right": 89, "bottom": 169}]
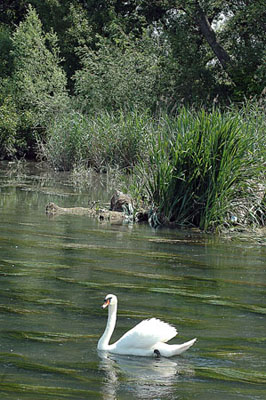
[
  {"left": 39, "top": 102, "right": 265, "bottom": 231},
  {"left": 134, "top": 106, "right": 265, "bottom": 231},
  {"left": 40, "top": 109, "right": 152, "bottom": 171}
]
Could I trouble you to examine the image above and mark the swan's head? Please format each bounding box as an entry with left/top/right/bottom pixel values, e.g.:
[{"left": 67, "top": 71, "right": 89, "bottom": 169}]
[{"left": 102, "top": 294, "right": 117, "bottom": 309}]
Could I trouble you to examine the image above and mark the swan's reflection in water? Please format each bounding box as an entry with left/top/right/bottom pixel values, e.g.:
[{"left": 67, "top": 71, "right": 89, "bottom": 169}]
[{"left": 98, "top": 351, "right": 195, "bottom": 399}]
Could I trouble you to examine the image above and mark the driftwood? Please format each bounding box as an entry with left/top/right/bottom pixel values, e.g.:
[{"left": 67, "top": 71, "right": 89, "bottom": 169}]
[
  {"left": 46, "top": 202, "right": 127, "bottom": 222},
  {"left": 46, "top": 191, "right": 149, "bottom": 223}
]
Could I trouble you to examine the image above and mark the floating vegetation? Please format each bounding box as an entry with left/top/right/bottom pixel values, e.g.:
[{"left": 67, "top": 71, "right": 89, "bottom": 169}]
[
  {"left": 92, "top": 266, "right": 184, "bottom": 283},
  {"left": 0, "top": 288, "right": 77, "bottom": 312},
  {"left": 149, "top": 287, "right": 221, "bottom": 300},
  {"left": 195, "top": 366, "right": 266, "bottom": 384},
  {"left": 56, "top": 277, "right": 102, "bottom": 289},
  {"left": 188, "top": 274, "right": 266, "bottom": 288},
  {"left": 0, "top": 304, "right": 47, "bottom": 315},
  {"left": 149, "top": 287, "right": 266, "bottom": 316},
  {"left": 0, "top": 353, "right": 76, "bottom": 376},
  {"left": 0, "top": 382, "right": 101, "bottom": 399},
  {"left": 0, "top": 353, "right": 98, "bottom": 385},
  {"left": 205, "top": 299, "right": 266, "bottom": 316},
  {"left": 2, "top": 259, "right": 72, "bottom": 270},
  {"left": 56, "top": 276, "right": 147, "bottom": 290},
  {"left": 4, "top": 331, "right": 97, "bottom": 343}
]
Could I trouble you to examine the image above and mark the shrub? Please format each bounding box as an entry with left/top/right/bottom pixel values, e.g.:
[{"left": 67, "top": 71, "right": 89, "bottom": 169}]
[
  {"left": 0, "top": 96, "right": 19, "bottom": 158},
  {"left": 8, "top": 5, "right": 69, "bottom": 153},
  {"left": 0, "top": 25, "right": 14, "bottom": 78},
  {"left": 73, "top": 27, "right": 161, "bottom": 113}
]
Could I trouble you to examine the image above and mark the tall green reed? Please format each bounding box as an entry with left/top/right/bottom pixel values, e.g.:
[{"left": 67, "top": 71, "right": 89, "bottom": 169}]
[
  {"left": 38, "top": 101, "right": 265, "bottom": 230},
  {"left": 135, "top": 107, "right": 265, "bottom": 230},
  {"left": 38, "top": 111, "right": 89, "bottom": 171},
  {"left": 85, "top": 110, "right": 152, "bottom": 170},
  {"left": 38, "top": 109, "right": 152, "bottom": 171}
]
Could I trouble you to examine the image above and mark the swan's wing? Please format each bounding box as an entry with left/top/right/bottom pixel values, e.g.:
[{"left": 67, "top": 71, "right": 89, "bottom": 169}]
[{"left": 114, "top": 318, "right": 177, "bottom": 349}]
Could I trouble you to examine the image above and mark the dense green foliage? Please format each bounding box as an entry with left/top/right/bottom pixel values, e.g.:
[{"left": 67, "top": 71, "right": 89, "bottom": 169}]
[
  {"left": 0, "top": 1, "right": 265, "bottom": 229},
  {"left": 74, "top": 28, "right": 162, "bottom": 112},
  {"left": 38, "top": 102, "right": 265, "bottom": 230},
  {"left": 0, "top": 96, "right": 19, "bottom": 157},
  {"left": 0, "top": 6, "right": 68, "bottom": 157},
  {"left": 133, "top": 105, "right": 265, "bottom": 230},
  {"left": 11, "top": 6, "right": 68, "bottom": 125},
  {"left": 1, "top": 1, "right": 265, "bottom": 107}
]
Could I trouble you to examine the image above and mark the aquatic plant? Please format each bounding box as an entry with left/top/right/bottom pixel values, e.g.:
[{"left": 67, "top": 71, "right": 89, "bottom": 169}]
[
  {"left": 38, "top": 99, "right": 265, "bottom": 231},
  {"left": 40, "top": 109, "right": 152, "bottom": 171},
  {"left": 133, "top": 105, "right": 265, "bottom": 231},
  {"left": 38, "top": 110, "right": 89, "bottom": 171}
]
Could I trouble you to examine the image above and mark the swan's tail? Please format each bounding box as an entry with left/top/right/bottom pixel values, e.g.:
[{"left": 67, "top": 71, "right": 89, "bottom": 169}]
[
  {"left": 157, "top": 338, "right": 197, "bottom": 357},
  {"left": 172, "top": 338, "right": 197, "bottom": 356}
]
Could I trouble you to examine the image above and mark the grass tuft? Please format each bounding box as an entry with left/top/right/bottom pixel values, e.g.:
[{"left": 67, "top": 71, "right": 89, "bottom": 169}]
[{"left": 133, "top": 105, "right": 265, "bottom": 231}]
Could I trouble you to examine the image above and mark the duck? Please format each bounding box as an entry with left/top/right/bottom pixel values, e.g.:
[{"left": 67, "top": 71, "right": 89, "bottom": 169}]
[{"left": 97, "top": 294, "right": 196, "bottom": 357}]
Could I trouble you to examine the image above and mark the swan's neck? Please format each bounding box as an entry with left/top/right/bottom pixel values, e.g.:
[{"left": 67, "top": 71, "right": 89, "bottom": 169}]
[{"left": 97, "top": 304, "right": 117, "bottom": 350}]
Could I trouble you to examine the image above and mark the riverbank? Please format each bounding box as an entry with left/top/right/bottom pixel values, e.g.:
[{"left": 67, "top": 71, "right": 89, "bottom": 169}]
[
  {"left": 2, "top": 101, "right": 266, "bottom": 232},
  {"left": 1, "top": 154, "right": 265, "bottom": 234}
]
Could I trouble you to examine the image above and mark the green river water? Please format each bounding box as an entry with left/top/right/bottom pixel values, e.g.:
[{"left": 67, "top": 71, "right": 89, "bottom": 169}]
[{"left": 0, "top": 162, "right": 265, "bottom": 400}]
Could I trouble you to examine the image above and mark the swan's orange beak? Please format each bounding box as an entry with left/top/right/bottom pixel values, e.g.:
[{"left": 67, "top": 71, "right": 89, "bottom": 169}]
[{"left": 102, "top": 299, "right": 110, "bottom": 309}]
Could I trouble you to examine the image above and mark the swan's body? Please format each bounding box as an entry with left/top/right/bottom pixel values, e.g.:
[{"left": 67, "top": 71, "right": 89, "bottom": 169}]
[{"left": 97, "top": 294, "right": 196, "bottom": 357}]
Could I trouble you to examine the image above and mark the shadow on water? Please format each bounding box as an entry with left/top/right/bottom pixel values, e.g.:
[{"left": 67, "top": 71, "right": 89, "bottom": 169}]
[{"left": 0, "top": 161, "right": 265, "bottom": 400}]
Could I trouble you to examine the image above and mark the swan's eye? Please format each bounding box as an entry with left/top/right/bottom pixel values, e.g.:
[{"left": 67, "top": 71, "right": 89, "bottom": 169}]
[{"left": 102, "top": 296, "right": 112, "bottom": 309}]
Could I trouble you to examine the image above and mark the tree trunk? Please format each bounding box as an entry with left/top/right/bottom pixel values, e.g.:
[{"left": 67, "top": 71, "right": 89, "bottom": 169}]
[{"left": 192, "top": 1, "right": 232, "bottom": 71}]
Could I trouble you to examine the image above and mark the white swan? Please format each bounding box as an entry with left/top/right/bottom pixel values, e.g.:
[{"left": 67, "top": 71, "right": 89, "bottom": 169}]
[{"left": 97, "top": 294, "right": 197, "bottom": 357}]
